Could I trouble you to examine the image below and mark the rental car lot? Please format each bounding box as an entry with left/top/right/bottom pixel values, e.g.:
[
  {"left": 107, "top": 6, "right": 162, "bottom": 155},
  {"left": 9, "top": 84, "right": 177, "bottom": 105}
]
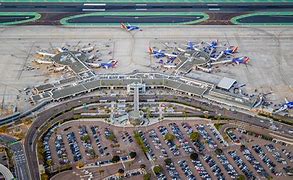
[{"left": 43, "top": 120, "right": 293, "bottom": 179}]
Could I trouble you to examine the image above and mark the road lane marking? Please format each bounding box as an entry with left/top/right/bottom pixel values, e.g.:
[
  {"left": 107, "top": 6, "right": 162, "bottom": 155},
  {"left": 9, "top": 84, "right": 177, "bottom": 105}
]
[
  {"left": 136, "top": 4, "right": 147, "bottom": 6},
  {"left": 207, "top": 4, "right": 218, "bottom": 6},
  {"left": 83, "top": 3, "right": 106, "bottom": 6},
  {"left": 82, "top": 8, "right": 106, "bottom": 12},
  {"left": 136, "top": 8, "right": 147, "bottom": 11},
  {"left": 209, "top": 8, "right": 220, "bottom": 11}
]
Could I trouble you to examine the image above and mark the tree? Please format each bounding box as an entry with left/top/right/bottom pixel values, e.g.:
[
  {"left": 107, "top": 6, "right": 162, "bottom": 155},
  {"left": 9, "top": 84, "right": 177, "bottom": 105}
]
[
  {"left": 81, "top": 135, "right": 90, "bottom": 142},
  {"left": 112, "top": 155, "right": 120, "bottom": 163},
  {"left": 190, "top": 132, "right": 200, "bottom": 141},
  {"left": 140, "top": 164, "right": 146, "bottom": 169},
  {"left": 164, "top": 158, "right": 172, "bottom": 165},
  {"left": 129, "top": 151, "right": 137, "bottom": 159},
  {"left": 99, "top": 169, "right": 105, "bottom": 175},
  {"left": 237, "top": 174, "right": 245, "bottom": 180},
  {"left": 240, "top": 145, "right": 246, "bottom": 152},
  {"left": 190, "top": 153, "right": 199, "bottom": 161},
  {"left": 164, "top": 133, "right": 175, "bottom": 142},
  {"left": 153, "top": 165, "right": 163, "bottom": 175},
  {"left": 215, "top": 148, "right": 223, "bottom": 155},
  {"left": 143, "top": 173, "right": 151, "bottom": 180},
  {"left": 118, "top": 168, "right": 125, "bottom": 175}
]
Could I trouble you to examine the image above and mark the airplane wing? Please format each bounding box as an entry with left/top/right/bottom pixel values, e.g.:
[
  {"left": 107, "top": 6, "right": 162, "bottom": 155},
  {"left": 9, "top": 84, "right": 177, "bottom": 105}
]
[
  {"left": 164, "top": 53, "right": 177, "bottom": 58},
  {"left": 128, "top": 26, "right": 135, "bottom": 31}
]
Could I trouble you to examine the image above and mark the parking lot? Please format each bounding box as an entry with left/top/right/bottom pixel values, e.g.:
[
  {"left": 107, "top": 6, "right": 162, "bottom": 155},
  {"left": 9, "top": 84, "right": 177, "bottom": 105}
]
[{"left": 42, "top": 119, "right": 293, "bottom": 179}]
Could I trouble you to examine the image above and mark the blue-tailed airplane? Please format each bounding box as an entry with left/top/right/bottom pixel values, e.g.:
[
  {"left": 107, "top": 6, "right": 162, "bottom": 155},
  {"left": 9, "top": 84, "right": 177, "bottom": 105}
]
[
  {"left": 206, "top": 40, "right": 219, "bottom": 49},
  {"left": 232, "top": 56, "right": 250, "bottom": 64},
  {"left": 274, "top": 98, "right": 293, "bottom": 114},
  {"left": 223, "top": 46, "right": 238, "bottom": 55},
  {"left": 120, "top": 23, "right": 141, "bottom": 31},
  {"left": 183, "top": 41, "right": 201, "bottom": 51},
  {"left": 100, "top": 60, "right": 118, "bottom": 69},
  {"left": 148, "top": 47, "right": 178, "bottom": 59}
]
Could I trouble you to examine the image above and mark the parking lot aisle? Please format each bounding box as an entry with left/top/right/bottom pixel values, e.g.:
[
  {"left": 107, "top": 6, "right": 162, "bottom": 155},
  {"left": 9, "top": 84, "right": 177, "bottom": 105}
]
[
  {"left": 261, "top": 144, "right": 286, "bottom": 174},
  {"left": 236, "top": 149, "right": 263, "bottom": 178},
  {"left": 185, "top": 158, "right": 206, "bottom": 179},
  {"left": 48, "top": 132, "right": 60, "bottom": 167},
  {"left": 153, "top": 127, "right": 177, "bottom": 158},
  {"left": 70, "top": 126, "right": 89, "bottom": 162},
  {"left": 205, "top": 124, "right": 227, "bottom": 148},
  {"left": 247, "top": 144, "right": 275, "bottom": 178},
  {"left": 210, "top": 153, "right": 232, "bottom": 178}
]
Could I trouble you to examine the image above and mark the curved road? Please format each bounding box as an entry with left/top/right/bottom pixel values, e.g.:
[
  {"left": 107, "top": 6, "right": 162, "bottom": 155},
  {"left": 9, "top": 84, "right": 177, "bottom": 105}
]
[
  {"left": 0, "top": 134, "right": 30, "bottom": 180},
  {"left": 0, "top": 164, "right": 14, "bottom": 180},
  {"left": 24, "top": 94, "right": 293, "bottom": 180}
]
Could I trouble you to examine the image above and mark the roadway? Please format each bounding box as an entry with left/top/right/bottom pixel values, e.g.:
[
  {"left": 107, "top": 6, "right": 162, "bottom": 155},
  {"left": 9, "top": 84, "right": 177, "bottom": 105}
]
[
  {"left": 24, "top": 94, "right": 293, "bottom": 180},
  {"left": 0, "top": 135, "right": 30, "bottom": 180},
  {"left": 0, "top": 164, "right": 14, "bottom": 180},
  {"left": 0, "top": 2, "right": 293, "bottom": 25}
]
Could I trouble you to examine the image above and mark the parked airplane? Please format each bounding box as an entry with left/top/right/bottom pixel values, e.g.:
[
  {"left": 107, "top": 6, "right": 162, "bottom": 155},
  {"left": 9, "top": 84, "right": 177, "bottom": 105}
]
[
  {"left": 81, "top": 46, "right": 94, "bottom": 53},
  {"left": 148, "top": 47, "right": 177, "bottom": 58},
  {"left": 223, "top": 46, "right": 238, "bottom": 55},
  {"left": 210, "top": 51, "right": 224, "bottom": 61},
  {"left": 34, "top": 59, "right": 54, "bottom": 64},
  {"left": 86, "top": 62, "right": 100, "bottom": 68},
  {"left": 120, "top": 23, "right": 141, "bottom": 31},
  {"left": 206, "top": 40, "right": 219, "bottom": 49},
  {"left": 163, "top": 64, "right": 177, "bottom": 68},
  {"left": 100, "top": 60, "right": 118, "bottom": 69},
  {"left": 274, "top": 98, "right": 293, "bottom": 113},
  {"left": 36, "top": 51, "right": 55, "bottom": 57},
  {"left": 232, "top": 56, "right": 250, "bottom": 64},
  {"left": 57, "top": 47, "right": 68, "bottom": 53},
  {"left": 183, "top": 41, "right": 201, "bottom": 51}
]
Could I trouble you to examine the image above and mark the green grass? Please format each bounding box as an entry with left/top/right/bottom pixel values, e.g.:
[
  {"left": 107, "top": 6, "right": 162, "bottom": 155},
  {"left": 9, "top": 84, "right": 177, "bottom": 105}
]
[
  {"left": 0, "top": 12, "right": 41, "bottom": 25},
  {"left": 231, "top": 12, "right": 293, "bottom": 26}
]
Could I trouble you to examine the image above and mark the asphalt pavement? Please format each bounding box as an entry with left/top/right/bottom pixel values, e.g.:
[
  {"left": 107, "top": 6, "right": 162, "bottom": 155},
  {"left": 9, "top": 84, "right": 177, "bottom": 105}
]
[
  {"left": 0, "top": 135, "right": 30, "bottom": 180},
  {"left": 24, "top": 94, "right": 293, "bottom": 180},
  {"left": 0, "top": 2, "right": 293, "bottom": 25},
  {"left": 67, "top": 15, "right": 203, "bottom": 24}
]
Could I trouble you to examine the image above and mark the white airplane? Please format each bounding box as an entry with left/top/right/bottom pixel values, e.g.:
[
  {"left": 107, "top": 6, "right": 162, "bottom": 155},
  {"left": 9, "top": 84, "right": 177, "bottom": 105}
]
[
  {"left": 163, "top": 64, "right": 177, "bottom": 68},
  {"left": 34, "top": 59, "right": 54, "bottom": 64},
  {"left": 36, "top": 51, "right": 55, "bottom": 57},
  {"left": 54, "top": 66, "right": 66, "bottom": 72},
  {"left": 149, "top": 47, "right": 178, "bottom": 58},
  {"left": 86, "top": 62, "right": 100, "bottom": 68},
  {"left": 210, "top": 51, "right": 224, "bottom": 61},
  {"left": 274, "top": 98, "right": 293, "bottom": 114},
  {"left": 81, "top": 46, "right": 94, "bottom": 52},
  {"left": 183, "top": 41, "right": 201, "bottom": 51}
]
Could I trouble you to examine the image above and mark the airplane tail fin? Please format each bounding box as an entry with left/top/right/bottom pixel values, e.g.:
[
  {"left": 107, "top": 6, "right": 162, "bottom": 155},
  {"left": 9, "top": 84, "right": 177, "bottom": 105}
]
[
  {"left": 148, "top": 47, "right": 153, "bottom": 54},
  {"left": 285, "top": 98, "right": 289, "bottom": 103},
  {"left": 233, "top": 46, "right": 238, "bottom": 53},
  {"left": 120, "top": 23, "right": 127, "bottom": 30},
  {"left": 244, "top": 57, "right": 250, "bottom": 64}
]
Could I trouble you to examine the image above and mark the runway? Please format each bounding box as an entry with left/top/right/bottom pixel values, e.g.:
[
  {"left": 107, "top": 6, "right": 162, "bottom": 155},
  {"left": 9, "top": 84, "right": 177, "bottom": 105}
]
[
  {"left": 67, "top": 15, "right": 204, "bottom": 24},
  {"left": 0, "top": 2, "right": 293, "bottom": 25}
]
